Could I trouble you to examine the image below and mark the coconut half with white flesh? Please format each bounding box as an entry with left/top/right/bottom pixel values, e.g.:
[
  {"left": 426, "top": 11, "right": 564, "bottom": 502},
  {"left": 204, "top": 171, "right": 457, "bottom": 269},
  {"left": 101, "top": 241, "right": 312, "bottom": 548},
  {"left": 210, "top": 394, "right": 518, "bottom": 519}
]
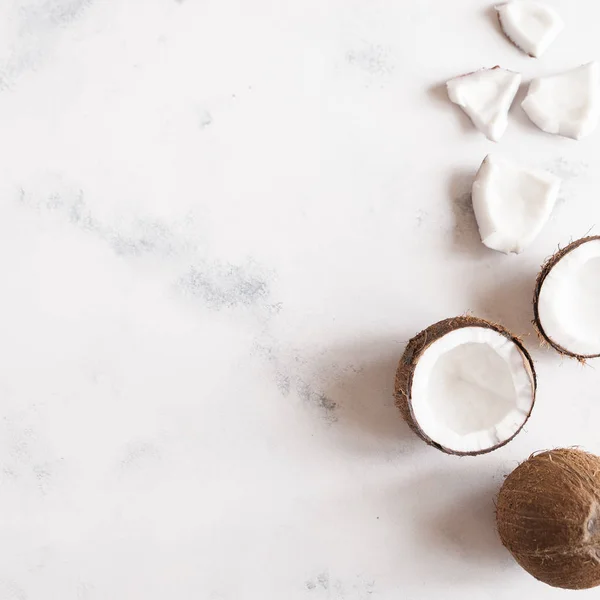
[
  {"left": 395, "top": 317, "right": 536, "bottom": 456},
  {"left": 534, "top": 236, "right": 600, "bottom": 359},
  {"left": 472, "top": 154, "right": 561, "bottom": 255},
  {"left": 446, "top": 67, "right": 521, "bottom": 142},
  {"left": 522, "top": 62, "right": 600, "bottom": 140},
  {"left": 496, "top": 1, "right": 564, "bottom": 58}
]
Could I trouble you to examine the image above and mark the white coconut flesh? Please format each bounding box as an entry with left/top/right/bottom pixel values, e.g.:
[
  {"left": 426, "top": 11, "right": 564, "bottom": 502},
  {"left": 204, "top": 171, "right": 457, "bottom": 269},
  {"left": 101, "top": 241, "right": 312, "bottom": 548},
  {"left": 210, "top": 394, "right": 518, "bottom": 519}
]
[
  {"left": 496, "top": 1, "right": 564, "bottom": 58},
  {"left": 446, "top": 68, "right": 521, "bottom": 142},
  {"left": 522, "top": 62, "right": 600, "bottom": 140},
  {"left": 410, "top": 327, "right": 535, "bottom": 454},
  {"left": 538, "top": 240, "right": 600, "bottom": 356},
  {"left": 472, "top": 154, "right": 561, "bottom": 255}
]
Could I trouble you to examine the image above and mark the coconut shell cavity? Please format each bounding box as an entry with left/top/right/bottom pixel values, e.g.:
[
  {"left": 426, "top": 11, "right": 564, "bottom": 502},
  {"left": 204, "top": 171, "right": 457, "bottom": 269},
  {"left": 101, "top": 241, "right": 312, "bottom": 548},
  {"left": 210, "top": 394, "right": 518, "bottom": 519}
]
[
  {"left": 534, "top": 236, "right": 600, "bottom": 359},
  {"left": 394, "top": 316, "right": 536, "bottom": 456}
]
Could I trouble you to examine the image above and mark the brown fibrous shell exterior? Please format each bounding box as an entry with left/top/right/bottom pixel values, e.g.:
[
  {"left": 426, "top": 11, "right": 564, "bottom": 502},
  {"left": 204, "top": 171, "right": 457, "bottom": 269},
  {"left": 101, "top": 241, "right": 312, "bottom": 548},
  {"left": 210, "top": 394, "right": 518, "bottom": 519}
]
[
  {"left": 394, "top": 316, "right": 536, "bottom": 456},
  {"left": 533, "top": 236, "right": 600, "bottom": 360},
  {"left": 496, "top": 448, "right": 600, "bottom": 590}
]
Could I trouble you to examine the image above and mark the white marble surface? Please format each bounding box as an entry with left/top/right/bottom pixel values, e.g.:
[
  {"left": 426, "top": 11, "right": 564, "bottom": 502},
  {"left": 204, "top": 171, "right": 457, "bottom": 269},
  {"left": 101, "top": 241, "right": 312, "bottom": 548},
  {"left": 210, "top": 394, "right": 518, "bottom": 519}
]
[{"left": 1, "top": 0, "right": 600, "bottom": 598}]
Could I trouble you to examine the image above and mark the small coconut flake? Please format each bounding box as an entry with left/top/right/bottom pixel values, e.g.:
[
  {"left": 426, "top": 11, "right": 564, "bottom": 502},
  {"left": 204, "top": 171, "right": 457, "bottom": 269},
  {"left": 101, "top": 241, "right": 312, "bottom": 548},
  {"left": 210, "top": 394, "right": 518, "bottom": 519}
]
[
  {"left": 534, "top": 236, "right": 600, "bottom": 358},
  {"left": 471, "top": 154, "right": 560, "bottom": 255},
  {"left": 496, "top": 1, "right": 564, "bottom": 58},
  {"left": 522, "top": 62, "right": 600, "bottom": 139},
  {"left": 395, "top": 316, "right": 536, "bottom": 456},
  {"left": 446, "top": 67, "right": 521, "bottom": 141}
]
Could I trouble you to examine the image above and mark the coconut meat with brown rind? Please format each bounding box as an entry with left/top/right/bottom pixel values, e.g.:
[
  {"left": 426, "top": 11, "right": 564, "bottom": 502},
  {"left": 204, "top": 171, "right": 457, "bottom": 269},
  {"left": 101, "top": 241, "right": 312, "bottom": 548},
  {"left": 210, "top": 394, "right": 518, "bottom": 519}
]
[
  {"left": 395, "top": 316, "right": 536, "bottom": 456},
  {"left": 534, "top": 236, "right": 600, "bottom": 358}
]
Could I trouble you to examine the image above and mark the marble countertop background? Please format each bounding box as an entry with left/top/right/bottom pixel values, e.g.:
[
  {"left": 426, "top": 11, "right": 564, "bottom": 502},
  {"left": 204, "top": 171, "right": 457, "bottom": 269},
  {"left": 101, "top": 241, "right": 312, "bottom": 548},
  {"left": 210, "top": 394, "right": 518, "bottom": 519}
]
[{"left": 0, "top": 0, "right": 599, "bottom": 598}]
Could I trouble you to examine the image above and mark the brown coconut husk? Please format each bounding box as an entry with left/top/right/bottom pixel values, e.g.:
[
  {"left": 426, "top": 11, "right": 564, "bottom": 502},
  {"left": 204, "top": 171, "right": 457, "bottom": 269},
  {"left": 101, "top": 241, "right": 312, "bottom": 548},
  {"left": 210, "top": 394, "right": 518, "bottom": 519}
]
[
  {"left": 533, "top": 236, "right": 600, "bottom": 360},
  {"left": 394, "top": 316, "right": 536, "bottom": 456},
  {"left": 496, "top": 448, "right": 600, "bottom": 590}
]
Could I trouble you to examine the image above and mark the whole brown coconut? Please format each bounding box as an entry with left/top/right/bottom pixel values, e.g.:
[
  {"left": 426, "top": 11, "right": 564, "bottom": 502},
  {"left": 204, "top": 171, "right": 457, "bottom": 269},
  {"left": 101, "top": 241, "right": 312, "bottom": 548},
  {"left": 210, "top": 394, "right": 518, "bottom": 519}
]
[
  {"left": 497, "top": 448, "right": 600, "bottom": 590},
  {"left": 394, "top": 316, "right": 536, "bottom": 456}
]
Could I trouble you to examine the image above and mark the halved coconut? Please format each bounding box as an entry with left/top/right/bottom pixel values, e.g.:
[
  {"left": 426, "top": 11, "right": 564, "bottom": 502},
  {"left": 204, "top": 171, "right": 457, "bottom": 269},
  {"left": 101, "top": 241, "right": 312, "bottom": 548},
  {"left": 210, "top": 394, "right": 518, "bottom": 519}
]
[
  {"left": 534, "top": 236, "right": 600, "bottom": 358},
  {"left": 496, "top": 1, "right": 564, "bottom": 58},
  {"left": 395, "top": 316, "right": 536, "bottom": 456},
  {"left": 447, "top": 67, "right": 521, "bottom": 142},
  {"left": 522, "top": 62, "right": 600, "bottom": 140}
]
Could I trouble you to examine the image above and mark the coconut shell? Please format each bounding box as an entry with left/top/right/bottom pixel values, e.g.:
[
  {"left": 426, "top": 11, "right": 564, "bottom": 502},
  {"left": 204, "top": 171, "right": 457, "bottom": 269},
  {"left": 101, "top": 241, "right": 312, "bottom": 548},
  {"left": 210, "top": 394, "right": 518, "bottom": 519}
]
[
  {"left": 497, "top": 448, "right": 600, "bottom": 590},
  {"left": 394, "top": 316, "right": 536, "bottom": 456},
  {"left": 533, "top": 236, "right": 600, "bottom": 359}
]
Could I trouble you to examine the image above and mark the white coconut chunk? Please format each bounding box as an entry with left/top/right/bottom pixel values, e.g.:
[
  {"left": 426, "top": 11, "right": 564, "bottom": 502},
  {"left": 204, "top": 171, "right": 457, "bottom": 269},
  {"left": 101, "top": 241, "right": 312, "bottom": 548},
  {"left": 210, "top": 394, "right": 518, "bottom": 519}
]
[
  {"left": 410, "top": 327, "right": 535, "bottom": 454},
  {"left": 447, "top": 68, "right": 521, "bottom": 141},
  {"left": 537, "top": 239, "right": 600, "bottom": 357},
  {"left": 496, "top": 1, "right": 564, "bottom": 58},
  {"left": 522, "top": 62, "right": 600, "bottom": 139},
  {"left": 472, "top": 154, "right": 561, "bottom": 255}
]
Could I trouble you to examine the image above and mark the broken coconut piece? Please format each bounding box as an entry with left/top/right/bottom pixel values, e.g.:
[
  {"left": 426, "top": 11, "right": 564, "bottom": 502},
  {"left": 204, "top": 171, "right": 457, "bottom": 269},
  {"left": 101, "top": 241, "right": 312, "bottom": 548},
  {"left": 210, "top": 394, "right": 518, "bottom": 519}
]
[
  {"left": 534, "top": 236, "right": 600, "bottom": 358},
  {"left": 446, "top": 67, "right": 521, "bottom": 141},
  {"left": 496, "top": 1, "right": 564, "bottom": 58},
  {"left": 394, "top": 316, "right": 536, "bottom": 456},
  {"left": 471, "top": 154, "right": 560, "bottom": 255},
  {"left": 522, "top": 62, "right": 600, "bottom": 139}
]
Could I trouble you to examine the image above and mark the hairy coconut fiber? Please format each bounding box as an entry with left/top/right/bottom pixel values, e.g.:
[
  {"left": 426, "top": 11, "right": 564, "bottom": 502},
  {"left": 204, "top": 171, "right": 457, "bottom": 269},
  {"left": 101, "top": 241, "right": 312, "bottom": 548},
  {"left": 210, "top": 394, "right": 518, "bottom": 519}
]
[
  {"left": 533, "top": 236, "right": 600, "bottom": 359},
  {"left": 497, "top": 448, "right": 600, "bottom": 589},
  {"left": 394, "top": 316, "right": 536, "bottom": 456}
]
